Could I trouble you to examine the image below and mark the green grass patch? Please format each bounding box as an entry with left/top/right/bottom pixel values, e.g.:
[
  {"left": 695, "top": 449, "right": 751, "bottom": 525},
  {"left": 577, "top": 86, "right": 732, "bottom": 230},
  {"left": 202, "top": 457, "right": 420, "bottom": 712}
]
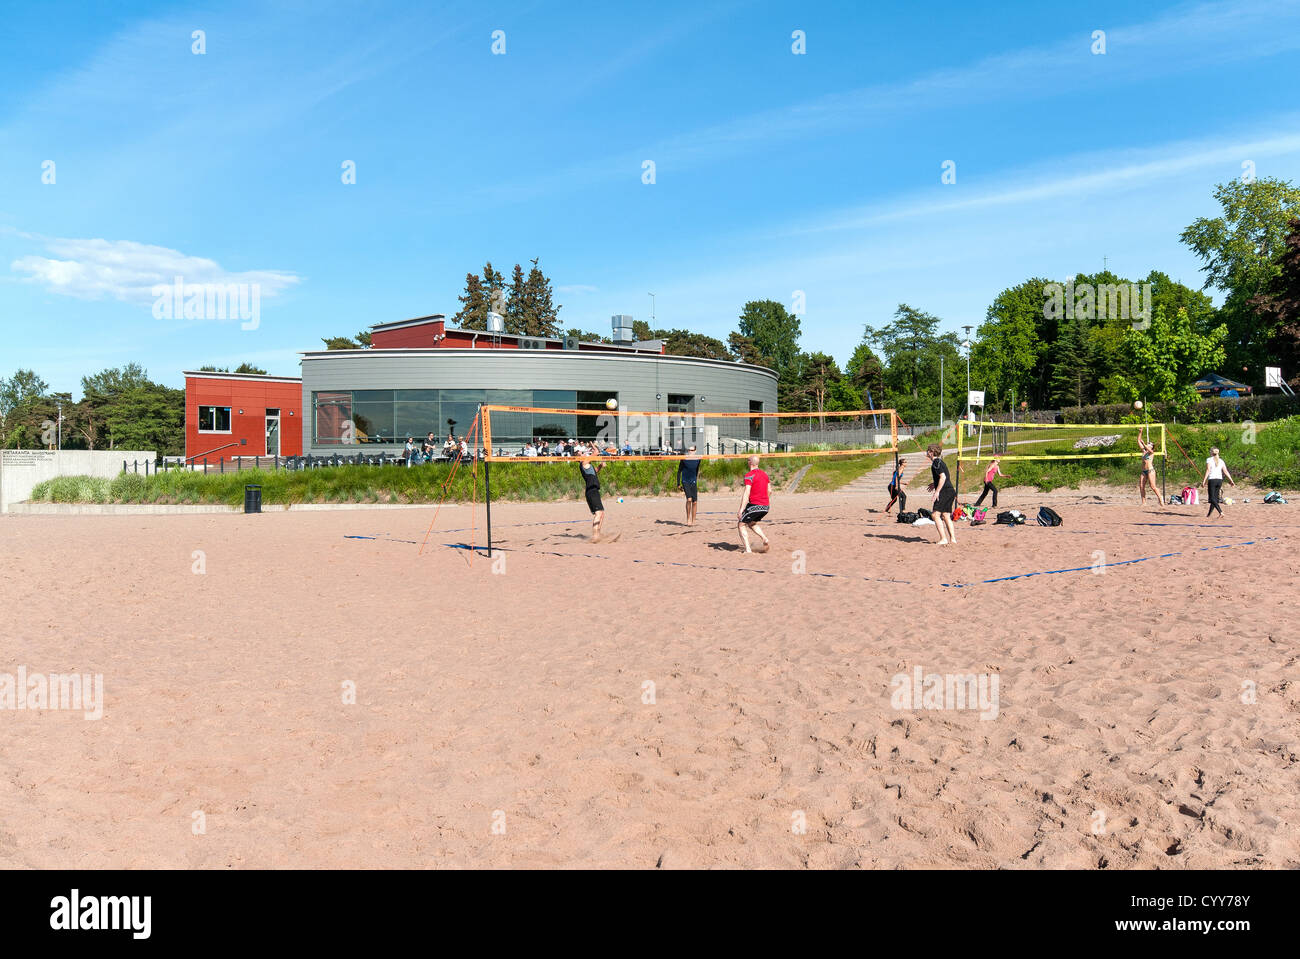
[{"left": 26, "top": 450, "right": 901, "bottom": 507}]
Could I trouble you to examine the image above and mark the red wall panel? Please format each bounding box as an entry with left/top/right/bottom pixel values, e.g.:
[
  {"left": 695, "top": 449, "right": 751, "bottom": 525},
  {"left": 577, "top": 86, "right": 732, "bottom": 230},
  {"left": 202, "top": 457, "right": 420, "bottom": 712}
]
[{"left": 185, "top": 376, "right": 302, "bottom": 463}]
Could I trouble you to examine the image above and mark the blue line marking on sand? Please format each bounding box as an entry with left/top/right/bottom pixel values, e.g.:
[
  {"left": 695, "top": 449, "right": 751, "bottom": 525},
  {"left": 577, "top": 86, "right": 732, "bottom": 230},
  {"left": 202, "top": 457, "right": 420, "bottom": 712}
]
[
  {"left": 940, "top": 538, "right": 1272, "bottom": 587},
  {"left": 629, "top": 557, "right": 911, "bottom": 583}
]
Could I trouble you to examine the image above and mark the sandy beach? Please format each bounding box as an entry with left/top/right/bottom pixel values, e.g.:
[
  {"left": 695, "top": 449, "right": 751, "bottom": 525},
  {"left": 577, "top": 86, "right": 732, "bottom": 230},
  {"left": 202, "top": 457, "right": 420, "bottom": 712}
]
[{"left": 1, "top": 484, "right": 1296, "bottom": 869}]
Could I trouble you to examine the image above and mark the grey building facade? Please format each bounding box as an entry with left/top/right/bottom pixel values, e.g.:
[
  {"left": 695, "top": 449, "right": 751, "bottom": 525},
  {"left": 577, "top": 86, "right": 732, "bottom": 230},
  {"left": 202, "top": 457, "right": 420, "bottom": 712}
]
[{"left": 299, "top": 348, "right": 779, "bottom": 456}]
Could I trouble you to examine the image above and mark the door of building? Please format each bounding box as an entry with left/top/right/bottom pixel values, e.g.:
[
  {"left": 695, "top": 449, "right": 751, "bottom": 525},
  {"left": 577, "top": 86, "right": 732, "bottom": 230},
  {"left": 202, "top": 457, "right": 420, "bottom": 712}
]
[{"left": 265, "top": 409, "right": 281, "bottom": 456}]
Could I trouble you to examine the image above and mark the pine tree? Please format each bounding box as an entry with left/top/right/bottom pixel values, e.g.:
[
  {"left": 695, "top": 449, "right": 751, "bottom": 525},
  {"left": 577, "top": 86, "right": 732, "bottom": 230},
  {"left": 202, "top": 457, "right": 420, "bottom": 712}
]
[
  {"left": 523, "top": 258, "right": 561, "bottom": 337},
  {"left": 1049, "top": 314, "right": 1092, "bottom": 407},
  {"left": 453, "top": 272, "right": 488, "bottom": 330},
  {"left": 505, "top": 263, "right": 528, "bottom": 335}
]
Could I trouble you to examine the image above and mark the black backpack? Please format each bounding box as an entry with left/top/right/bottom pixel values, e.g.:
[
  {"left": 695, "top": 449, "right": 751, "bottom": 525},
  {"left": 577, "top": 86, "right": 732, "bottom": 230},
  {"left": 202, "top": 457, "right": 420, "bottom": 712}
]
[
  {"left": 1037, "top": 506, "right": 1063, "bottom": 527},
  {"left": 916, "top": 507, "right": 933, "bottom": 519},
  {"left": 995, "top": 510, "right": 1022, "bottom": 525},
  {"left": 896, "top": 510, "right": 918, "bottom": 524}
]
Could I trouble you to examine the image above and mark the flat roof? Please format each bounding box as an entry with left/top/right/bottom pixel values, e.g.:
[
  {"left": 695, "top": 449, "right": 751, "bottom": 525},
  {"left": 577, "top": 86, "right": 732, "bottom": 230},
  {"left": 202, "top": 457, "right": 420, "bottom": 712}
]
[
  {"left": 368, "top": 314, "right": 661, "bottom": 353},
  {"left": 368, "top": 314, "right": 446, "bottom": 332},
  {"left": 298, "top": 348, "right": 777, "bottom": 378},
  {"left": 184, "top": 370, "right": 301, "bottom": 384}
]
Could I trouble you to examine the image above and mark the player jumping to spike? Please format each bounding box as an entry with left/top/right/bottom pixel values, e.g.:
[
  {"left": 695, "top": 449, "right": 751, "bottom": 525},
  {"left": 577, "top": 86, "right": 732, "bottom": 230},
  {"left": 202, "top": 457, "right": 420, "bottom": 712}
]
[{"left": 737, "top": 455, "right": 770, "bottom": 553}]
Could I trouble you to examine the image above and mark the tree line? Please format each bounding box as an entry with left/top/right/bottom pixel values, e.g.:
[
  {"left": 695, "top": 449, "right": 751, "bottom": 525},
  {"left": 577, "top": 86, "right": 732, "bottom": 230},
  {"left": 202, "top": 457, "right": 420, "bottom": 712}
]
[
  {"left": 776, "top": 177, "right": 1300, "bottom": 424},
  {"left": 0, "top": 364, "right": 185, "bottom": 454}
]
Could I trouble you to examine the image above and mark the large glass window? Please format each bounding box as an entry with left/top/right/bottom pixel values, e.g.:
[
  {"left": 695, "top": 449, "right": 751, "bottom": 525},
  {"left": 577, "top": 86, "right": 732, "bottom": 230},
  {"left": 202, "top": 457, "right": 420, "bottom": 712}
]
[
  {"left": 314, "top": 392, "right": 352, "bottom": 444},
  {"left": 350, "top": 390, "right": 394, "bottom": 444},
  {"left": 394, "top": 390, "right": 440, "bottom": 441},
  {"left": 198, "top": 406, "right": 232, "bottom": 433},
  {"left": 439, "top": 389, "right": 483, "bottom": 441},
  {"left": 311, "top": 388, "right": 621, "bottom": 447}
]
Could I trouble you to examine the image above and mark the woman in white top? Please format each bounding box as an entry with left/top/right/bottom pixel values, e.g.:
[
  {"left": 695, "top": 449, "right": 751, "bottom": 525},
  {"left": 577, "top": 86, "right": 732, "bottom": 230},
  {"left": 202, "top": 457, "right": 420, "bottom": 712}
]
[{"left": 1199, "top": 447, "right": 1236, "bottom": 518}]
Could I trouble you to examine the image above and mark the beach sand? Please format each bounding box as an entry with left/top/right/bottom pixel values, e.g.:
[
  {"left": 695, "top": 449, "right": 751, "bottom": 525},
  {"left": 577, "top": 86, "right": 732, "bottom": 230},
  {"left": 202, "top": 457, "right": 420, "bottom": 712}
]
[{"left": 1, "top": 484, "right": 1296, "bottom": 868}]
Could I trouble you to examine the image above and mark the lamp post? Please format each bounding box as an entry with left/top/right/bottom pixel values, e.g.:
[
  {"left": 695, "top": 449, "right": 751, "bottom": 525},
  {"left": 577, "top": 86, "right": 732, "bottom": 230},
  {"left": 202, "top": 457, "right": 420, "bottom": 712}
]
[
  {"left": 962, "top": 326, "right": 973, "bottom": 420},
  {"left": 648, "top": 293, "right": 656, "bottom": 326},
  {"left": 940, "top": 354, "right": 944, "bottom": 428}
]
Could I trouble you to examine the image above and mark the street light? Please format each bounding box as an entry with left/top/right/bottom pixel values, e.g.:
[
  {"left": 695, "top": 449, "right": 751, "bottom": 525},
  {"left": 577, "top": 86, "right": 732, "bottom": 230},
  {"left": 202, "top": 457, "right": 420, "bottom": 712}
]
[{"left": 648, "top": 293, "right": 656, "bottom": 326}]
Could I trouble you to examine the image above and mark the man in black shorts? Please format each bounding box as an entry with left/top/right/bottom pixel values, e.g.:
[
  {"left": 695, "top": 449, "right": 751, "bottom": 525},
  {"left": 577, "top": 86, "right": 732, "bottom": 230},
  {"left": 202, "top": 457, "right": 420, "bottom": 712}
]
[
  {"left": 925, "top": 442, "right": 957, "bottom": 546},
  {"left": 737, "top": 455, "right": 771, "bottom": 553},
  {"left": 676, "top": 445, "right": 701, "bottom": 525},
  {"left": 579, "top": 454, "right": 610, "bottom": 542}
]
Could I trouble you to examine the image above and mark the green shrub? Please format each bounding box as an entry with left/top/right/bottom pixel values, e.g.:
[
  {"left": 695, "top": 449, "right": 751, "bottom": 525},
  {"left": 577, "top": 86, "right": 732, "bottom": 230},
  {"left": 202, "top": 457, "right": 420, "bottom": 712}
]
[
  {"left": 109, "top": 471, "right": 148, "bottom": 501},
  {"left": 1061, "top": 394, "right": 1300, "bottom": 425}
]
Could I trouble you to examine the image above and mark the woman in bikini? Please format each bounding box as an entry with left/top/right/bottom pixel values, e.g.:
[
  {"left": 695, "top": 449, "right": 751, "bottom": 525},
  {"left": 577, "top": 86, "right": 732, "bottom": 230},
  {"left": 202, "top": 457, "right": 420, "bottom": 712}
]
[{"left": 1137, "top": 426, "right": 1159, "bottom": 506}]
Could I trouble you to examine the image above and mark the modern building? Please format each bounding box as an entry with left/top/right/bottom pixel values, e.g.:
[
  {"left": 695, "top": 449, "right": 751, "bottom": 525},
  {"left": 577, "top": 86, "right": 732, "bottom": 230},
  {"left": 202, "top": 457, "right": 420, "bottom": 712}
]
[
  {"left": 183, "top": 314, "right": 778, "bottom": 461},
  {"left": 302, "top": 315, "right": 777, "bottom": 456},
  {"left": 183, "top": 371, "right": 303, "bottom": 464}
]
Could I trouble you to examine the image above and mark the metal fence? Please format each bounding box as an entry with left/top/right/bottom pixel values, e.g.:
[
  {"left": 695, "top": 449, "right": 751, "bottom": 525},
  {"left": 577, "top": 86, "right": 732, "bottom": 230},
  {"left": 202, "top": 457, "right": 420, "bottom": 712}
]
[
  {"left": 774, "top": 422, "right": 940, "bottom": 449},
  {"left": 128, "top": 453, "right": 418, "bottom": 474}
]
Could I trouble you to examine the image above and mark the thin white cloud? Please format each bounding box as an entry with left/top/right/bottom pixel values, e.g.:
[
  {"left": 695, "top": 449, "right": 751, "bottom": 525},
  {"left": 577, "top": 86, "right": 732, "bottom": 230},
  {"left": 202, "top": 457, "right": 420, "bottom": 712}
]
[
  {"left": 780, "top": 125, "right": 1300, "bottom": 237},
  {"left": 450, "top": 0, "right": 1300, "bottom": 210},
  {"left": 11, "top": 236, "right": 299, "bottom": 304}
]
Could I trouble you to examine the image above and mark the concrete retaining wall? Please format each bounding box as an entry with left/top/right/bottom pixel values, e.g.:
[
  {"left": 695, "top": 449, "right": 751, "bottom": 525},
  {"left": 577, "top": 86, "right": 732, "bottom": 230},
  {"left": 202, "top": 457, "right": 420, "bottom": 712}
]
[{"left": 0, "top": 450, "right": 155, "bottom": 513}]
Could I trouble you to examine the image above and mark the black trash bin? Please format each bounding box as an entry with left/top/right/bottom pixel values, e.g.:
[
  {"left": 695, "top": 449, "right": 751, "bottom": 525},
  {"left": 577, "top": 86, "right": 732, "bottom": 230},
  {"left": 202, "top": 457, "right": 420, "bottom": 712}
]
[{"left": 244, "top": 484, "right": 262, "bottom": 514}]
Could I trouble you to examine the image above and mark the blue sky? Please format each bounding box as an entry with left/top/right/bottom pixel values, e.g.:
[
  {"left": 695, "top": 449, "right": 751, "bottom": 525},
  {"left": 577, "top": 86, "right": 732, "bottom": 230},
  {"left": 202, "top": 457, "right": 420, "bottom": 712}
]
[{"left": 3, "top": 0, "right": 1300, "bottom": 395}]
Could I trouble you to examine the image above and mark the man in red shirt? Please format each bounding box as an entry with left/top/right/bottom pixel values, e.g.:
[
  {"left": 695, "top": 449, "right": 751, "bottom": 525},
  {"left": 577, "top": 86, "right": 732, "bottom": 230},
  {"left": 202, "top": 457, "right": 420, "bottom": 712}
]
[{"left": 737, "top": 455, "right": 771, "bottom": 553}]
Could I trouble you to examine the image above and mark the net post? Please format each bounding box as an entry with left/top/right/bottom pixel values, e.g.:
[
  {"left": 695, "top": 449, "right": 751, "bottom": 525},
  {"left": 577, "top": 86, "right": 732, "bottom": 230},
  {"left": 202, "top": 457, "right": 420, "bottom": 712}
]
[
  {"left": 481, "top": 405, "right": 493, "bottom": 558},
  {"left": 1161, "top": 425, "right": 1167, "bottom": 505},
  {"left": 485, "top": 455, "right": 493, "bottom": 558},
  {"left": 956, "top": 419, "right": 963, "bottom": 499}
]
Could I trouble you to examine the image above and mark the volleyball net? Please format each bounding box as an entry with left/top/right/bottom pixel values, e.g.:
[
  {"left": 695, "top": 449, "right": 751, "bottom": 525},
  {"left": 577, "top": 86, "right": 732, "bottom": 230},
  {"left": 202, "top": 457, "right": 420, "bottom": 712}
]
[
  {"left": 479, "top": 405, "right": 899, "bottom": 462},
  {"left": 955, "top": 419, "right": 1166, "bottom": 465}
]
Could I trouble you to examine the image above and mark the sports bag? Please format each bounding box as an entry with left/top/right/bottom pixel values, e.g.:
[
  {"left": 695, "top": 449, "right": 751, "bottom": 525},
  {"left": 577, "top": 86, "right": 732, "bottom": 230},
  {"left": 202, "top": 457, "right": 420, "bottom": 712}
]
[
  {"left": 1181, "top": 486, "right": 1199, "bottom": 505},
  {"left": 1169, "top": 494, "right": 1184, "bottom": 505},
  {"left": 896, "top": 510, "right": 918, "bottom": 524},
  {"left": 916, "top": 507, "right": 933, "bottom": 519},
  {"left": 994, "top": 510, "right": 1018, "bottom": 525},
  {"left": 1037, "top": 506, "right": 1063, "bottom": 527}
]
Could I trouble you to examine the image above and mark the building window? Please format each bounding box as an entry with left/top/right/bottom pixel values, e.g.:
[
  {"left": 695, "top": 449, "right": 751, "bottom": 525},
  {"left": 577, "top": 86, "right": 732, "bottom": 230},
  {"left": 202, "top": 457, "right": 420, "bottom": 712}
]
[
  {"left": 310, "top": 389, "right": 622, "bottom": 447},
  {"left": 576, "top": 390, "right": 616, "bottom": 411},
  {"left": 749, "top": 400, "right": 763, "bottom": 439},
  {"left": 198, "top": 406, "right": 232, "bottom": 433},
  {"left": 314, "top": 392, "right": 353, "bottom": 444},
  {"left": 667, "top": 394, "right": 694, "bottom": 413}
]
